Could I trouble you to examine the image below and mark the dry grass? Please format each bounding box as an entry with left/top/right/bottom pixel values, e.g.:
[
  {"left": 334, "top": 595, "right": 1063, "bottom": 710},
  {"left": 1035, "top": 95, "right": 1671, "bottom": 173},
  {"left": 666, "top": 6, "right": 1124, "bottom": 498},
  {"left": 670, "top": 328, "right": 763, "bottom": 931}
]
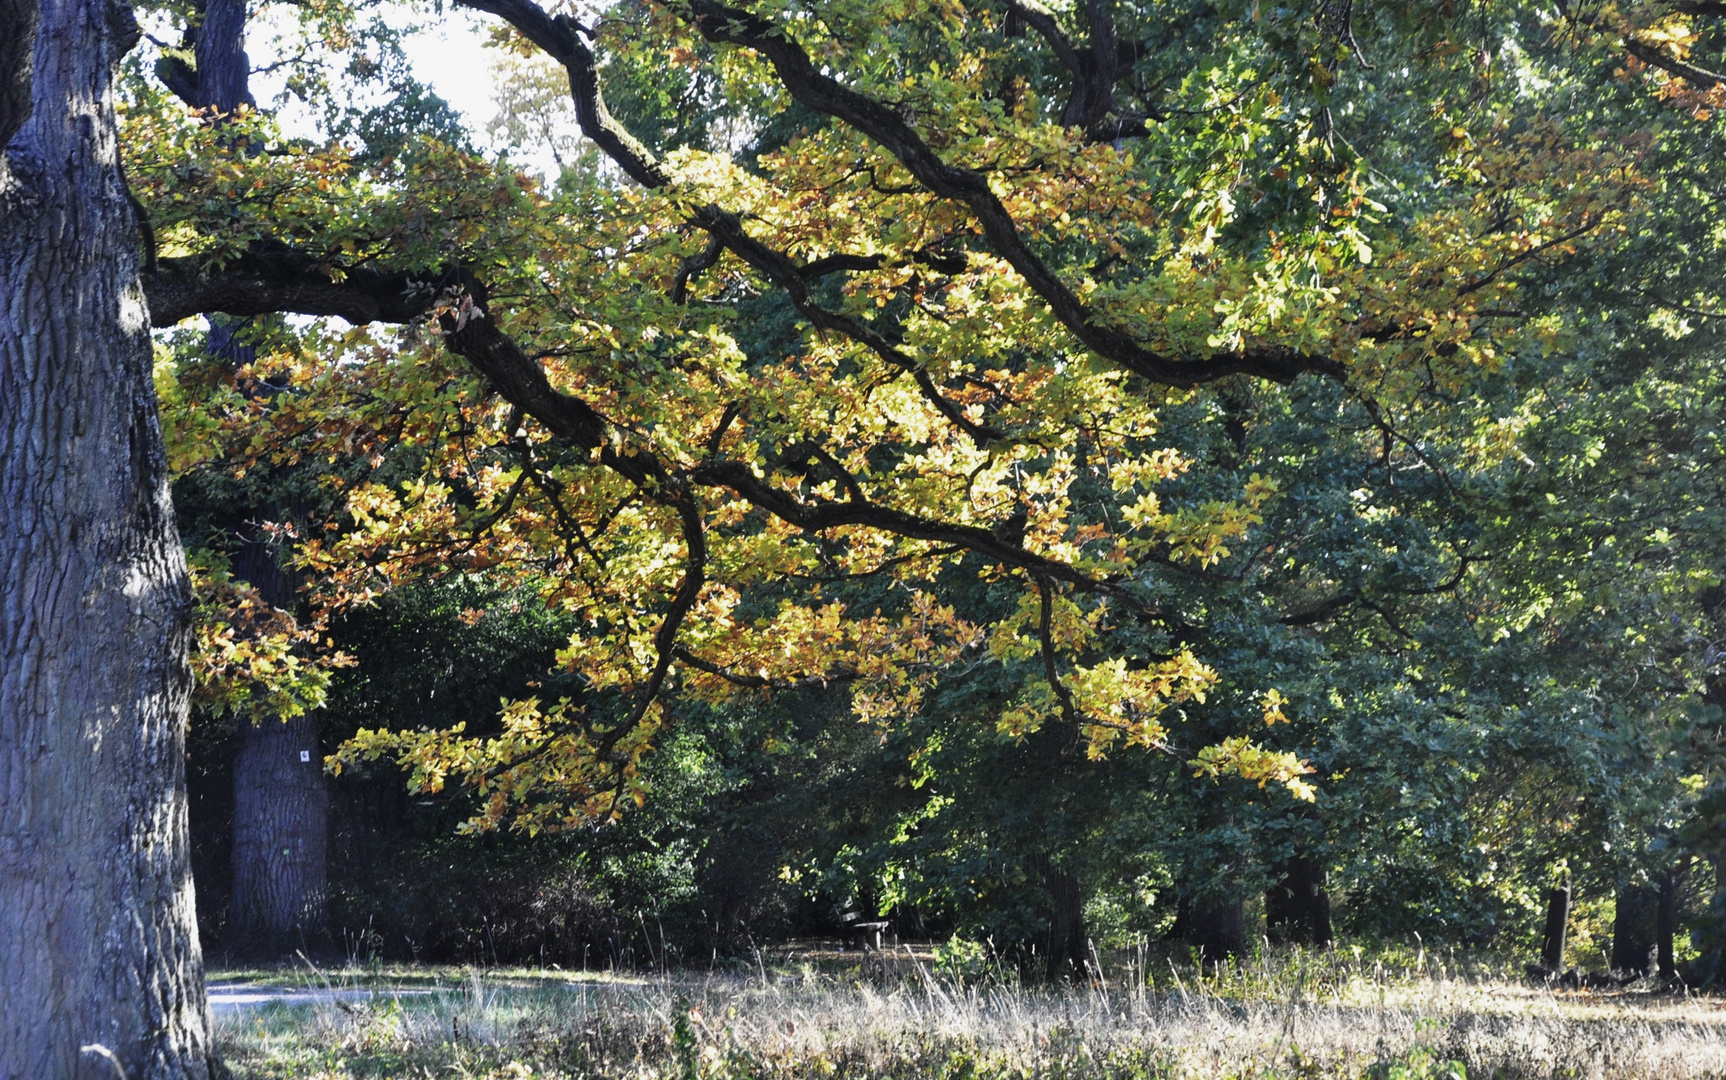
[{"left": 213, "top": 948, "right": 1726, "bottom": 1079}]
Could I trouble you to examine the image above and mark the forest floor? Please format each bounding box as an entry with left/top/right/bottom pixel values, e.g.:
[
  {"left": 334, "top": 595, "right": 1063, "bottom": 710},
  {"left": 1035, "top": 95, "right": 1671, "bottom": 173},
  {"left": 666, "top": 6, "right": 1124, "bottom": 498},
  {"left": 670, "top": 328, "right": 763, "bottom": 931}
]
[{"left": 209, "top": 943, "right": 1726, "bottom": 1080}]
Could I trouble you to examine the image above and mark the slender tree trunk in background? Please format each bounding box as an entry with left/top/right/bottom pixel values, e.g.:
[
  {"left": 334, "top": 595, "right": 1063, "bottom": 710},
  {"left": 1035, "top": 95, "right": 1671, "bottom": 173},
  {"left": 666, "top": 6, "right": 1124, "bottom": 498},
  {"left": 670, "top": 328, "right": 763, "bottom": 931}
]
[
  {"left": 1611, "top": 881, "right": 1659, "bottom": 976},
  {"left": 225, "top": 538, "right": 330, "bottom": 958},
  {"left": 0, "top": 0, "right": 218, "bottom": 1074},
  {"left": 1267, "top": 856, "right": 1333, "bottom": 947},
  {"left": 1540, "top": 880, "right": 1571, "bottom": 970},
  {"left": 1027, "top": 851, "right": 1087, "bottom": 981}
]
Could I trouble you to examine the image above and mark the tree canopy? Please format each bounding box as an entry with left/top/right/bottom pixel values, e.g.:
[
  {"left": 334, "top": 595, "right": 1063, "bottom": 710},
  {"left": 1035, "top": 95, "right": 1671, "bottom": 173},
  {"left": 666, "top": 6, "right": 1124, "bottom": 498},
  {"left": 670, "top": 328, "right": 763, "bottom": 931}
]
[{"left": 128, "top": 0, "right": 1726, "bottom": 968}]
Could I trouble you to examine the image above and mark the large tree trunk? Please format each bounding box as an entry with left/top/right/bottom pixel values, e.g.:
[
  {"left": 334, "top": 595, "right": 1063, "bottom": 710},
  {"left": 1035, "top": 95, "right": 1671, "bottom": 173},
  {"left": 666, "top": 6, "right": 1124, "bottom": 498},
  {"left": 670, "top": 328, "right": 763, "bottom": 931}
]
[
  {"left": 0, "top": 0, "right": 218, "bottom": 1074},
  {"left": 163, "top": 0, "right": 335, "bottom": 952},
  {"left": 228, "top": 711, "right": 329, "bottom": 958}
]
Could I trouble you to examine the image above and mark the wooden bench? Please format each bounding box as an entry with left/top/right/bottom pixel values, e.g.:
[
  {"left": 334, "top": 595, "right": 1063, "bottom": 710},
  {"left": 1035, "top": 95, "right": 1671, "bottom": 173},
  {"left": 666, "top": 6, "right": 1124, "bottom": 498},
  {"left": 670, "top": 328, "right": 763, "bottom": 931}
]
[{"left": 839, "top": 913, "right": 891, "bottom": 952}]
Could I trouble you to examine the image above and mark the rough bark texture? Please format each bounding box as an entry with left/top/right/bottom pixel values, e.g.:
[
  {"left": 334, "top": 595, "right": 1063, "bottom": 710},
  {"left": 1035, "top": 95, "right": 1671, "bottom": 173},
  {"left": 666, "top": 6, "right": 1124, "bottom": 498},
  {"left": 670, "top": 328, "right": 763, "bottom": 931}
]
[
  {"left": 190, "top": 0, "right": 254, "bottom": 114},
  {"left": 0, "top": 0, "right": 37, "bottom": 147},
  {"left": 153, "top": 0, "right": 334, "bottom": 958},
  {"left": 1612, "top": 881, "right": 1659, "bottom": 976},
  {"left": 1266, "top": 856, "right": 1333, "bottom": 947},
  {"left": 0, "top": 0, "right": 218, "bottom": 1075}
]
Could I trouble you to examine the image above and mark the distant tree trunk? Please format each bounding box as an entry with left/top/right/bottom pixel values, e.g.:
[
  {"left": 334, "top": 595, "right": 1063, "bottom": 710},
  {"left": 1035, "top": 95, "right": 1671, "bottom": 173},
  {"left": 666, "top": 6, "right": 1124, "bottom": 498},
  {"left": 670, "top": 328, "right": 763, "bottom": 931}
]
[
  {"left": 181, "top": 4, "right": 330, "bottom": 951},
  {"left": 147, "top": 0, "right": 333, "bottom": 963},
  {"left": 1540, "top": 880, "right": 1571, "bottom": 970},
  {"left": 1611, "top": 881, "right": 1659, "bottom": 976},
  {"left": 228, "top": 712, "right": 329, "bottom": 957},
  {"left": 1027, "top": 851, "right": 1087, "bottom": 980},
  {"left": 1266, "top": 856, "right": 1333, "bottom": 946},
  {"left": 0, "top": 0, "right": 219, "bottom": 1073},
  {"left": 1176, "top": 893, "right": 1248, "bottom": 962},
  {"left": 1657, "top": 867, "right": 1682, "bottom": 981},
  {"left": 225, "top": 537, "right": 329, "bottom": 958}
]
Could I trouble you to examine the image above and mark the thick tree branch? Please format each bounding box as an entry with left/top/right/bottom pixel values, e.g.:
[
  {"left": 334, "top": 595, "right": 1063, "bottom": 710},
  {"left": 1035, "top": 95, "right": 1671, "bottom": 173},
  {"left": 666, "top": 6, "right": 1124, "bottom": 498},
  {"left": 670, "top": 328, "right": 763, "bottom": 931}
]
[
  {"left": 461, "top": 0, "right": 1336, "bottom": 394},
  {"left": 1564, "top": 4, "right": 1726, "bottom": 88},
  {"left": 1280, "top": 592, "right": 1360, "bottom": 627},
  {"left": 194, "top": 0, "right": 256, "bottom": 113},
  {"left": 800, "top": 246, "right": 968, "bottom": 280},
  {"left": 1003, "top": 0, "right": 1124, "bottom": 132},
  {"left": 689, "top": 458, "right": 1115, "bottom": 593},
  {"left": 1079, "top": 0, "right": 1121, "bottom": 130},
  {"left": 1004, "top": 0, "right": 1083, "bottom": 80},
  {"left": 457, "top": 0, "right": 999, "bottom": 440},
  {"left": 671, "top": 234, "right": 723, "bottom": 304},
  {"left": 144, "top": 250, "right": 439, "bottom": 326}
]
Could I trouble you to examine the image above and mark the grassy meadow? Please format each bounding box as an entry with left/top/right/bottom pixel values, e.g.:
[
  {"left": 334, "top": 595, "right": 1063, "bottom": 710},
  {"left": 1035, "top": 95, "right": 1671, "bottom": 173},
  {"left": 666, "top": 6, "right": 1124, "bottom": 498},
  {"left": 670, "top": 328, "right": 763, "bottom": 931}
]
[{"left": 212, "top": 945, "right": 1726, "bottom": 1080}]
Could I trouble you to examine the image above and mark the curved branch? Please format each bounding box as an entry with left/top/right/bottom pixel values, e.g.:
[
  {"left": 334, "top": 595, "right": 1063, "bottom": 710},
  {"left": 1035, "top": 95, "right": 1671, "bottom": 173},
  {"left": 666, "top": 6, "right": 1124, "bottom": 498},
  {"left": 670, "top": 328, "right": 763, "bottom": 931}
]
[
  {"left": 690, "top": 204, "right": 1002, "bottom": 444},
  {"left": 672, "top": 234, "right": 723, "bottom": 304},
  {"left": 457, "top": 0, "right": 669, "bottom": 187},
  {"left": 1003, "top": 0, "right": 1125, "bottom": 132},
  {"left": 680, "top": 0, "right": 1341, "bottom": 388},
  {"left": 1036, "top": 575, "right": 1083, "bottom": 729},
  {"left": 1004, "top": 0, "right": 1082, "bottom": 79},
  {"left": 606, "top": 483, "right": 708, "bottom": 746},
  {"left": 1624, "top": 35, "right": 1726, "bottom": 87},
  {"left": 672, "top": 645, "right": 857, "bottom": 691},
  {"left": 458, "top": 0, "right": 999, "bottom": 441},
  {"left": 144, "top": 256, "right": 1140, "bottom": 602},
  {"left": 688, "top": 458, "right": 1119, "bottom": 596}
]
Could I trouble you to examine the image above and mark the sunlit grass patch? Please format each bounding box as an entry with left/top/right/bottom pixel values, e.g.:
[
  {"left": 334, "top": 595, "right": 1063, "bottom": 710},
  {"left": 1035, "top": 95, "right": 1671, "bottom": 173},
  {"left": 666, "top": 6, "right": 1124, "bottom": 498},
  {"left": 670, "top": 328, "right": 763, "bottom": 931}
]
[{"left": 211, "top": 949, "right": 1726, "bottom": 1079}]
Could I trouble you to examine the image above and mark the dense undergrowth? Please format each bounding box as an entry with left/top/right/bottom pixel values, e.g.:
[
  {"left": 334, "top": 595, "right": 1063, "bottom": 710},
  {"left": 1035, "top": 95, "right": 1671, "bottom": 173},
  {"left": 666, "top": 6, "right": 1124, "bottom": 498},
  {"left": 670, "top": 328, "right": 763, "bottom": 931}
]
[{"left": 214, "top": 947, "right": 1726, "bottom": 1079}]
